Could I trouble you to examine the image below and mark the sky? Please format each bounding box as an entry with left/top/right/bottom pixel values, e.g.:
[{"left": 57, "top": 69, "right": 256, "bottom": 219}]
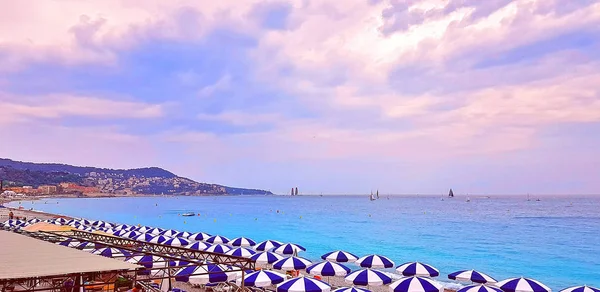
[{"left": 1, "top": 0, "right": 599, "bottom": 195}]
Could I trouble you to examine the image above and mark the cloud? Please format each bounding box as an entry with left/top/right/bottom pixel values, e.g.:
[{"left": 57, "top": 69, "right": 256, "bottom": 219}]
[
  {"left": 1, "top": 0, "right": 600, "bottom": 193},
  {"left": 0, "top": 94, "right": 164, "bottom": 125}
]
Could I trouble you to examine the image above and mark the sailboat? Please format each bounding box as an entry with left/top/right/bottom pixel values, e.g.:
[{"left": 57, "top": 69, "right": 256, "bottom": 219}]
[
  {"left": 295, "top": 187, "right": 299, "bottom": 196},
  {"left": 291, "top": 188, "right": 294, "bottom": 196},
  {"left": 448, "top": 189, "right": 454, "bottom": 198},
  {"left": 369, "top": 191, "right": 376, "bottom": 201},
  {"left": 376, "top": 190, "right": 379, "bottom": 199}
]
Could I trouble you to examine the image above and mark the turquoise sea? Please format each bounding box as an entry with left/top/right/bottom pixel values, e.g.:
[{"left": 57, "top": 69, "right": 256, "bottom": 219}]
[{"left": 8, "top": 195, "right": 600, "bottom": 290}]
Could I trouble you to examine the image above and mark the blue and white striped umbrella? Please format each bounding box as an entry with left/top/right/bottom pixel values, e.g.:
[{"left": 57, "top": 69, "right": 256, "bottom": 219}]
[
  {"left": 114, "top": 224, "right": 130, "bottom": 230},
  {"left": 175, "top": 264, "right": 237, "bottom": 284},
  {"left": 94, "top": 221, "right": 112, "bottom": 228},
  {"left": 345, "top": 269, "right": 392, "bottom": 286},
  {"left": 277, "top": 276, "right": 331, "bottom": 292},
  {"left": 134, "top": 233, "right": 156, "bottom": 242},
  {"left": 273, "top": 256, "right": 312, "bottom": 271},
  {"left": 186, "top": 241, "right": 212, "bottom": 250},
  {"left": 76, "top": 225, "right": 95, "bottom": 232},
  {"left": 333, "top": 287, "right": 371, "bottom": 292},
  {"left": 76, "top": 218, "right": 92, "bottom": 225},
  {"left": 112, "top": 229, "right": 128, "bottom": 237},
  {"left": 237, "top": 270, "right": 286, "bottom": 287},
  {"left": 92, "top": 247, "right": 132, "bottom": 258},
  {"left": 175, "top": 231, "right": 193, "bottom": 238},
  {"left": 146, "top": 227, "right": 164, "bottom": 235},
  {"left": 226, "top": 247, "right": 257, "bottom": 258},
  {"left": 389, "top": 276, "right": 443, "bottom": 292},
  {"left": 230, "top": 237, "right": 257, "bottom": 247},
  {"left": 164, "top": 237, "right": 190, "bottom": 246},
  {"left": 495, "top": 278, "right": 551, "bottom": 292},
  {"left": 160, "top": 229, "right": 180, "bottom": 237},
  {"left": 274, "top": 243, "right": 306, "bottom": 255},
  {"left": 148, "top": 235, "right": 172, "bottom": 244},
  {"left": 255, "top": 240, "right": 284, "bottom": 251},
  {"left": 355, "top": 255, "right": 395, "bottom": 269},
  {"left": 169, "top": 259, "right": 192, "bottom": 267},
  {"left": 68, "top": 221, "right": 82, "bottom": 227},
  {"left": 126, "top": 255, "right": 168, "bottom": 275},
  {"left": 76, "top": 241, "right": 105, "bottom": 250},
  {"left": 121, "top": 231, "right": 140, "bottom": 239},
  {"left": 251, "top": 251, "right": 285, "bottom": 265},
  {"left": 91, "top": 220, "right": 105, "bottom": 226},
  {"left": 396, "top": 262, "right": 439, "bottom": 277},
  {"left": 204, "top": 244, "right": 232, "bottom": 254},
  {"left": 560, "top": 286, "right": 600, "bottom": 292},
  {"left": 54, "top": 217, "right": 69, "bottom": 225},
  {"left": 27, "top": 218, "right": 42, "bottom": 224},
  {"left": 56, "top": 239, "right": 81, "bottom": 248},
  {"left": 136, "top": 226, "right": 152, "bottom": 233},
  {"left": 322, "top": 251, "right": 359, "bottom": 263},
  {"left": 458, "top": 284, "right": 504, "bottom": 292},
  {"left": 206, "top": 235, "right": 230, "bottom": 244},
  {"left": 449, "top": 270, "right": 497, "bottom": 284},
  {"left": 188, "top": 232, "right": 211, "bottom": 241},
  {"left": 307, "top": 262, "right": 351, "bottom": 277}
]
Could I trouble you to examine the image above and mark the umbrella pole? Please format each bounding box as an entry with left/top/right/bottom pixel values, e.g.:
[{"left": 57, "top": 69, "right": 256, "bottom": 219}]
[{"left": 241, "top": 269, "right": 246, "bottom": 292}]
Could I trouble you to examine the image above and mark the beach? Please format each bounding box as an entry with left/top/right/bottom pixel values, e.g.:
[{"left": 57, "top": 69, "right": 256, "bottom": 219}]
[{"left": 3, "top": 195, "right": 600, "bottom": 290}]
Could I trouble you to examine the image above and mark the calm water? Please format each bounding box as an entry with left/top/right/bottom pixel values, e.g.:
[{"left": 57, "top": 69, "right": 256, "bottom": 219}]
[{"left": 9, "top": 195, "right": 600, "bottom": 289}]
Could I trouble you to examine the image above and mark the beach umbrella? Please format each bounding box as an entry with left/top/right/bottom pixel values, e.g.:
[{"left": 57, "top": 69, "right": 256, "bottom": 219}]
[
  {"left": 175, "top": 231, "right": 193, "bottom": 238},
  {"left": 75, "top": 218, "right": 92, "bottom": 225},
  {"left": 121, "top": 231, "right": 140, "bottom": 239},
  {"left": 134, "top": 233, "right": 156, "bottom": 242},
  {"left": 76, "top": 225, "right": 95, "bottom": 232},
  {"left": 251, "top": 251, "right": 285, "bottom": 265},
  {"left": 255, "top": 240, "right": 284, "bottom": 251},
  {"left": 91, "top": 220, "right": 106, "bottom": 226},
  {"left": 148, "top": 235, "right": 172, "bottom": 244},
  {"left": 333, "top": 287, "right": 371, "bottom": 292},
  {"left": 204, "top": 244, "right": 232, "bottom": 254},
  {"left": 459, "top": 285, "right": 504, "bottom": 292},
  {"left": 355, "top": 255, "right": 395, "bottom": 269},
  {"left": 396, "top": 262, "right": 439, "bottom": 277},
  {"left": 164, "top": 237, "right": 190, "bottom": 246},
  {"left": 54, "top": 217, "right": 69, "bottom": 225},
  {"left": 136, "top": 226, "right": 153, "bottom": 233},
  {"left": 169, "top": 259, "right": 192, "bottom": 268},
  {"left": 560, "top": 287, "right": 600, "bottom": 292},
  {"left": 206, "top": 235, "right": 230, "bottom": 244},
  {"left": 175, "top": 264, "right": 237, "bottom": 284},
  {"left": 94, "top": 221, "right": 111, "bottom": 228},
  {"left": 160, "top": 229, "right": 180, "bottom": 237},
  {"left": 307, "top": 261, "right": 351, "bottom": 277},
  {"left": 495, "top": 278, "right": 551, "bottom": 292},
  {"left": 185, "top": 241, "right": 212, "bottom": 250},
  {"left": 126, "top": 255, "right": 168, "bottom": 275},
  {"left": 389, "top": 276, "right": 443, "bottom": 292},
  {"left": 56, "top": 239, "right": 81, "bottom": 248},
  {"left": 273, "top": 256, "right": 312, "bottom": 271},
  {"left": 27, "top": 218, "right": 42, "bottom": 224},
  {"left": 76, "top": 241, "right": 105, "bottom": 250},
  {"left": 145, "top": 227, "right": 164, "bottom": 235},
  {"left": 112, "top": 229, "right": 128, "bottom": 237},
  {"left": 230, "top": 237, "right": 257, "bottom": 247},
  {"left": 226, "top": 247, "right": 257, "bottom": 258},
  {"left": 188, "top": 232, "right": 211, "bottom": 241},
  {"left": 69, "top": 221, "right": 82, "bottom": 228},
  {"left": 321, "top": 251, "right": 359, "bottom": 263},
  {"left": 449, "top": 270, "right": 497, "bottom": 284},
  {"left": 345, "top": 269, "right": 392, "bottom": 286},
  {"left": 274, "top": 243, "right": 306, "bottom": 255},
  {"left": 277, "top": 276, "right": 331, "bottom": 292},
  {"left": 92, "top": 247, "right": 132, "bottom": 258},
  {"left": 238, "top": 270, "right": 286, "bottom": 287}
]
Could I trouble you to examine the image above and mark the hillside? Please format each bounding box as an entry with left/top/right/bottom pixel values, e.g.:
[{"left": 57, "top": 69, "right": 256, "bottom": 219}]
[{"left": 0, "top": 158, "right": 272, "bottom": 196}]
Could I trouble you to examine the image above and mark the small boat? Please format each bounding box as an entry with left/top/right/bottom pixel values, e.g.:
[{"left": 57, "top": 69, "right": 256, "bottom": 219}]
[
  {"left": 448, "top": 189, "right": 454, "bottom": 198},
  {"left": 466, "top": 197, "right": 470, "bottom": 202},
  {"left": 369, "top": 191, "right": 376, "bottom": 201},
  {"left": 181, "top": 212, "right": 195, "bottom": 217}
]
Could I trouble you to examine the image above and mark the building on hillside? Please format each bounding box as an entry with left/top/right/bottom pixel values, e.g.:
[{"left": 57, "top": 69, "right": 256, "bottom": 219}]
[{"left": 38, "top": 185, "right": 58, "bottom": 195}]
